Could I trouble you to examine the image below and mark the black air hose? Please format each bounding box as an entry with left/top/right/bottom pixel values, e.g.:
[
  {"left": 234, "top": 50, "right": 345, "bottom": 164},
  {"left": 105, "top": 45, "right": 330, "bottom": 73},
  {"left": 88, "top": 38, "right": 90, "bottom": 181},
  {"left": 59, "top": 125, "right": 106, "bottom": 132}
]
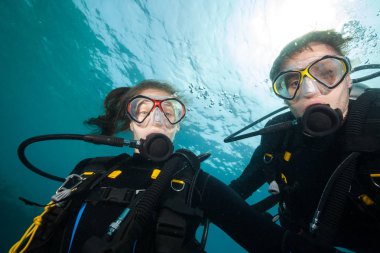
[
  {"left": 110, "top": 150, "right": 200, "bottom": 253},
  {"left": 311, "top": 152, "right": 359, "bottom": 244},
  {"left": 311, "top": 90, "right": 380, "bottom": 244}
]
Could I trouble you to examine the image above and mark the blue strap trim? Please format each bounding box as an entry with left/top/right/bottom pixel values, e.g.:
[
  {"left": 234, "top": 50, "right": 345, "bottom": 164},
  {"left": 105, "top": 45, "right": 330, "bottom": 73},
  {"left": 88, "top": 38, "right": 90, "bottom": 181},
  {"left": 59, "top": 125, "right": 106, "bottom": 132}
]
[
  {"left": 67, "top": 202, "right": 87, "bottom": 253},
  {"left": 133, "top": 240, "right": 138, "bottom": 253}
]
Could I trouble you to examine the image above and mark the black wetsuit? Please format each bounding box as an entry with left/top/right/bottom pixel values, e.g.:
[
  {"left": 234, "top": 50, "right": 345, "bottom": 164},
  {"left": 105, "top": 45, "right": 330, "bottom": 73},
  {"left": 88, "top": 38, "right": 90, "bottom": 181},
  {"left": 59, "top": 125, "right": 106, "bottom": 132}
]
[
  {"left": 36, "top": 153, "right": 293, "bottom": 253},
  {"left": 230, "top": 93, "right": 380, "bottom": 253}
]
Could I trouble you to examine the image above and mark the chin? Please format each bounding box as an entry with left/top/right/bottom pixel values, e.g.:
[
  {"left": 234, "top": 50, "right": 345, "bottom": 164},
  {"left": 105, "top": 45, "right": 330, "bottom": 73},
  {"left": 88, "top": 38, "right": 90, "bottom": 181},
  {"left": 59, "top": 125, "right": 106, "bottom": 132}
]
[{"left": 290, "top": 107, "right": 304, "bottom": 118}]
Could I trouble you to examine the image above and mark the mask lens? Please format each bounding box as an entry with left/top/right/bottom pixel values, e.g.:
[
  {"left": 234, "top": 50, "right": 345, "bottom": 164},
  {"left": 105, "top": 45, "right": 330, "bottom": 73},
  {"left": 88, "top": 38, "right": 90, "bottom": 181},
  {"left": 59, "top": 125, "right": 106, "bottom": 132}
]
[
  {"left": 274, "top": 71, "right": 301, "bottom": 99},
  {"left": 128, "top": 97, "right": 154, "bottom": 123},
  {"left": 127, "top": 96, "right": 186, "bottom": 127},
  {"left": 309, "top": 57, "right": 347, "bottom": 88},
  {"left": 273, "top": 56, "right": 349, "bottom": 100},
  {"left": 161, "top": 99, "right": 185, "bottom": 124}
]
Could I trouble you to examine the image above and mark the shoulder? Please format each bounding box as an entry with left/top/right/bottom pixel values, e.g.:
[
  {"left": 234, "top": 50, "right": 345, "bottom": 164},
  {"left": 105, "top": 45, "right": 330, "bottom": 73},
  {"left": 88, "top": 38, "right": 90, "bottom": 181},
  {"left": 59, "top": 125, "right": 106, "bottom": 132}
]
[
  {"left": 71, "top": 154, "right": 131, "bottom": 174},
  {"left": 71, "top": 156, "right": 113, "bottom": 174},
  {"left": 363, "top": 89, "right": 380, "bottom": 118},
  {"left": 347, "top": 89, "right": 380, "bottom": 134},
  {"left": 265, "top": 111, "right": 295, "bottom": 127},
  {"left": 261, "top": 111, "right": 295, "bottom": 149},
  {"left": 349, "top": 88, "right": 380, "bottom": 114}
]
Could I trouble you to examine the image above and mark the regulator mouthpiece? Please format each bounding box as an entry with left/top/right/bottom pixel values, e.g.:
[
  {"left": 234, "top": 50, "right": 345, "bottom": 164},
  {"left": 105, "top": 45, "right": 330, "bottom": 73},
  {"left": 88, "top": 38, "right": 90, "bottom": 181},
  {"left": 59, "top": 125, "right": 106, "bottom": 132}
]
[
  {"left": 301, "top": 104, "right": 343, "bottom": 137},
  {"left": 137, "top": 133, "right": 174, "bottom": 162}
]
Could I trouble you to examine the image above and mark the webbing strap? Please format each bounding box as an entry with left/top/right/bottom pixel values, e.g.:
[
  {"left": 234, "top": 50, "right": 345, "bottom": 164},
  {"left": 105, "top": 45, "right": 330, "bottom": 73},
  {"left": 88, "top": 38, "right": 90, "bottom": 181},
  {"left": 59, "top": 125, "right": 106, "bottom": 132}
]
[{"left": 86, "top": 187, "right": 139, "bottom": 205}]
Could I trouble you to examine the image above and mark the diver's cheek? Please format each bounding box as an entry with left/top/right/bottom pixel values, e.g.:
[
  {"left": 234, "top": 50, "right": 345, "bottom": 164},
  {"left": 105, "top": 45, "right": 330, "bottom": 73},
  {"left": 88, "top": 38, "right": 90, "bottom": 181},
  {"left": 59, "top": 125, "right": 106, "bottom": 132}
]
[
  {"left": 162, "top": 128, "right": 176, "bottom": 141},
  {"left": 286, "top": 99, "right": 304, "bottom": 118},
  {"left": 130, "top": 122, "right": 150, "bottom": 140},
  {"left": 160, "top": 124, "right": 179, "bottom": 141}
]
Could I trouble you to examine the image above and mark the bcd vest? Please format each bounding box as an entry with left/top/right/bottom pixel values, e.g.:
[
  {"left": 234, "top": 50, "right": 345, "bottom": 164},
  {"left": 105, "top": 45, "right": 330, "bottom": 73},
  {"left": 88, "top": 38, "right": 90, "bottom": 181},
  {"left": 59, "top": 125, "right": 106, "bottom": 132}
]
[
  {"left": 258, "top": 89, "right": 380, "bottom": 235},
  {"left": 16, "top": 152, "right": 208, "bottom": 253}
]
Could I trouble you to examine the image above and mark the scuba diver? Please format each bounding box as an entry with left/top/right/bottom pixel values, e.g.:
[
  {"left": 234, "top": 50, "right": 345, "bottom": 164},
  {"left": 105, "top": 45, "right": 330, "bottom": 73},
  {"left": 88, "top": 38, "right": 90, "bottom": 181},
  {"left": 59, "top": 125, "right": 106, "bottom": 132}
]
[
  {"left": 228, "top": 30, "right": 380, "bottom": 252},
  {"left": 12, "top": 80, "right": 342, "bottom": 253}
]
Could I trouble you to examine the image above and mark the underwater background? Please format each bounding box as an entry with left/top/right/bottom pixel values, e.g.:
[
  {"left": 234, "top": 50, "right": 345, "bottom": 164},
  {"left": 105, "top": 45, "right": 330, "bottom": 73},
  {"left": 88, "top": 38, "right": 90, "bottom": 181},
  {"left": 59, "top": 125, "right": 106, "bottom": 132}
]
[{"left": 1, "top": 0, "right": 380, "bottom": 252}]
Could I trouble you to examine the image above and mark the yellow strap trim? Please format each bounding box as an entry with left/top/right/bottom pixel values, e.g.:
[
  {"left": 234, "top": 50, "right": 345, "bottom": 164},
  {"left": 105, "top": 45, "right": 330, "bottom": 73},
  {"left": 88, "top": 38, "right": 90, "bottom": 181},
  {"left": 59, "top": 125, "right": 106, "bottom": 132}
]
[
  {"left": 171, "top": 179, "right": 185, "bottom": 185},
  {"left": 9, "top": 201, "right": 56, "bottom": 253},
  {"left": 283, "top": 151, "right": 292, "bottom": 162},
  {"left": 82, "top": 171, "right": 95, "bottom": 176},
  {"left": 281, "top": 173, "right": 288, "bottom": 184},
  {"left": 151, "top": 169, "right": 161, "bottom": 179},
  {"left": 264, "top": 153, "right": 273, "bottom": 158},
  {"left": 108, "top": 170, "right": 122, "bottom": 179},
  {"left": 359, "top": 194, "right": 375, "bottom": 206},
  {"left": 370, "top": 173, "right": 380, "bottom": 178}
]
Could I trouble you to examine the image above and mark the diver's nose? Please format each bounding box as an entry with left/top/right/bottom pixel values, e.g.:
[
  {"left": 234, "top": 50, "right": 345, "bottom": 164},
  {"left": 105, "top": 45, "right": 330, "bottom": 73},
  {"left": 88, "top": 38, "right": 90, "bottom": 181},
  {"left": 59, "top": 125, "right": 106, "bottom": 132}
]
[
  {"left": 152, "top": 108, "right": 164, "bottom": 125},
  {"left": 299, "top": 77, "right": 319, "bottom": 98}
]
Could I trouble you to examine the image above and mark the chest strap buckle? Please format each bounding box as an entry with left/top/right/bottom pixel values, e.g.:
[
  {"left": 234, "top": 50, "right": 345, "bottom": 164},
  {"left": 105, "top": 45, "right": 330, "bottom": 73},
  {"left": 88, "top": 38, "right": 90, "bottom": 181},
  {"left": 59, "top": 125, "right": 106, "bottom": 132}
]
[{"left": 87, "top": 187, "right": 144, "bottom": 205}]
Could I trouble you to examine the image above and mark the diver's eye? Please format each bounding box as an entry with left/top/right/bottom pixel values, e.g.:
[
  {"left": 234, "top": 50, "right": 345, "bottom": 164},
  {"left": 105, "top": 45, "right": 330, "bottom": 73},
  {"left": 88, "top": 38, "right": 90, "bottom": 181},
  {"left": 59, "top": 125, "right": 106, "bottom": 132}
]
[
  {"left": 281, "top": 72, "right": 300, "bottom": 92},
  {"left": 319, "top": 69, "right": 336, "bottom": 81},
  {"left": 135, "top": 102, "right": 153, "bottom": 121},
  {"left": 135, "top": 110, "right": 149, "bottom": 121},
  {"left": 139, "top": 110, "right": 149, "bottom": 116},
  {"left": 163, "top": 111, "right": 175, "bottom": 123},
  {"left": 165, "top": 112, "right": 174, "bottom": 120},
  {"left": 287, "top": 80, "right": 299, "bottom": 90}
]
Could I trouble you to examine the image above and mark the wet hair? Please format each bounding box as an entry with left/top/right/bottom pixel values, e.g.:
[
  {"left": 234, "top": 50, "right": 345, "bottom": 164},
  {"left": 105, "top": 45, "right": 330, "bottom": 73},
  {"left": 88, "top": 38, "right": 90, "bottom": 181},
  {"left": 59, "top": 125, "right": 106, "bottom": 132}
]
[
  {"left": 269, "top": 30, "right": 352, "bottom": 82},
  {"left": 85, "top": 80, "right": 178, "bottom": 135}
]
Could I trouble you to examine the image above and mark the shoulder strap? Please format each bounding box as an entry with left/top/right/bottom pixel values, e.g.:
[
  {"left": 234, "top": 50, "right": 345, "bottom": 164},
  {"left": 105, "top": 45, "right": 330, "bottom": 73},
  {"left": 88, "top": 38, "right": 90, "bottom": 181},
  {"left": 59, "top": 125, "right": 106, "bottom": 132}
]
[
  {"left": 61, "top": 152, "right": 133, "bottom": 207},
  {"left": 72, "top": 153, "right": 131, "bottom": 175},
  {"left": 54, "top": 153, "right": 131, "bottom": 204},
  {"left": 154, "top": 151, "right": 208, "bottom": 253}
]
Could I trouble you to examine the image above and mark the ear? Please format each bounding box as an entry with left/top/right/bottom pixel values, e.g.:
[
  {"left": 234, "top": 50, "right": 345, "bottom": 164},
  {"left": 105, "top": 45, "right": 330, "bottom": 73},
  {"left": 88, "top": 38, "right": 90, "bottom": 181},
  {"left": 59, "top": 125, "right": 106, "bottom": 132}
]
[{"left": 130, "top": 122, "right": 135, "bottom": 132}]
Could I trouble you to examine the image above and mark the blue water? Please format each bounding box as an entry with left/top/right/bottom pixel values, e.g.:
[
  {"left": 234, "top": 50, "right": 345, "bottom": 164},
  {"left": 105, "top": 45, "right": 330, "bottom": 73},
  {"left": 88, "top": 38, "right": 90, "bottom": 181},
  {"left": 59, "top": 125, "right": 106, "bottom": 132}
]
[{"left": 1, "top": 0, "right": 380, "bottom": 252}]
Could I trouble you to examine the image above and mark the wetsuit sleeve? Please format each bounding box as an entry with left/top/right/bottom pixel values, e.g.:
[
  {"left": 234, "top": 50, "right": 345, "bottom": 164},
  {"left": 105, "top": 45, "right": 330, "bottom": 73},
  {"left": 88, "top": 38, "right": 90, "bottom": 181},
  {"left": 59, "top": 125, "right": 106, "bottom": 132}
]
[
  {"left": 229, "top": 112, "right": 294, "bottom": 199},
  {"left": 197, "top": 171, "right": 284, "bottom": 252},
  {"left": 229, "top": 145, "right": 267, "bottom": 199},
  {"left": 195, "top": 171, "right": 340, "bottom": 253}
]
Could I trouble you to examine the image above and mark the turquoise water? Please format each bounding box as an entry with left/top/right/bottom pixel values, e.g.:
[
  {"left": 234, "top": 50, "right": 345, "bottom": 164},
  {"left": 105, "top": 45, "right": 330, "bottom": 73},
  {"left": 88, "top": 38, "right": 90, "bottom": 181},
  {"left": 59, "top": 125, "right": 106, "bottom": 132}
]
[{"left": 1, "top": 0, "right": 380, "bottom": 252}]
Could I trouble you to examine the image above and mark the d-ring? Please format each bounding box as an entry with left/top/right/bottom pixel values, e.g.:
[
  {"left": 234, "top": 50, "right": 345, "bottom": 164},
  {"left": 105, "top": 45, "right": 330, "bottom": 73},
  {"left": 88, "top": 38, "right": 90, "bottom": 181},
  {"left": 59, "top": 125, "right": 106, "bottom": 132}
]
[{"left": 171, "top": 179, "right": 185, "bottom": 192}]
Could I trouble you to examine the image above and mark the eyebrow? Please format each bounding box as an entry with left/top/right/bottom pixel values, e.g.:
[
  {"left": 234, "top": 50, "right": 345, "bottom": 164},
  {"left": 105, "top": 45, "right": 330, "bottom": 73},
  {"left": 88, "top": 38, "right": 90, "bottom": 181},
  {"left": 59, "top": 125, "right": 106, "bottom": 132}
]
[{"left": 281, "top": 56, "right": 327, "bottom": 72}]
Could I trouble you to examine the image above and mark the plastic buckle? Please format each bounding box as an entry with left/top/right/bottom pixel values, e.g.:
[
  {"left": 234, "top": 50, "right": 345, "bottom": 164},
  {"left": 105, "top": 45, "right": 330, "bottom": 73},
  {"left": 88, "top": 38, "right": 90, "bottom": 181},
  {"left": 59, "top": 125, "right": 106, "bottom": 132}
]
[
  {"left": 135, "top": 189, "right": 145, "bottom": 195},
  {"left": 51, "top": 174, "right": 84, "bottom": 205},
  {"left": 104, "top": 188, "right": 132, "bottom": 203}
]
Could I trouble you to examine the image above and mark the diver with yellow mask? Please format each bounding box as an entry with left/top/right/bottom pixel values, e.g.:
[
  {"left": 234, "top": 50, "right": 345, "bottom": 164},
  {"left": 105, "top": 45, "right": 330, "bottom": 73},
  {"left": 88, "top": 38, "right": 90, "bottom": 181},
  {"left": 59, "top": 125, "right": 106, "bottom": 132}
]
[{"left": 228, "top": 30, "right": 380, "bottom": 253}]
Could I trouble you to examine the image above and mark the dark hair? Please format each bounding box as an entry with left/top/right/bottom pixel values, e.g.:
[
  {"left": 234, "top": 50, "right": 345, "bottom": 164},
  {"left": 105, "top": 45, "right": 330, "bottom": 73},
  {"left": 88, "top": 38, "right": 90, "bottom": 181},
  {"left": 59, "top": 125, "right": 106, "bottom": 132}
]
[
  {"left": 85, "top": 80, "right": 178, "bottom": 135},
  {"left": 269, "top": 30, "right": 352, "bottom": 81}
]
